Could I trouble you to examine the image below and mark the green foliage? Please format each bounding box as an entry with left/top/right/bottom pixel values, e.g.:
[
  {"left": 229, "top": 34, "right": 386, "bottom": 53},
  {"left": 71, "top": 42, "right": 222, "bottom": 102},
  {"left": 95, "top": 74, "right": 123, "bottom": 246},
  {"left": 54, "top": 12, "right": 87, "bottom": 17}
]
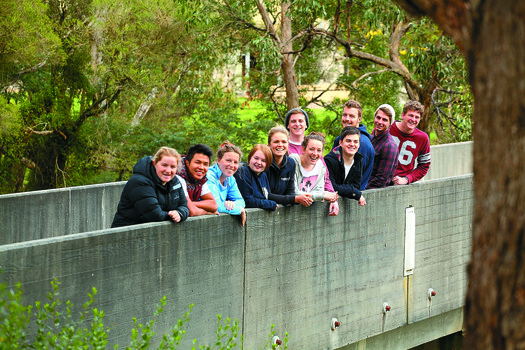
[
  {"left": 121, "top": 297, "right": 192, "bottom": 350},
  {"left": 0, "top": 278, "right": 287, "bottom": 349},
  {"left": 263, "top": 324, "right": 288, "bottom": 350},
  {"left": 0, "top": 279, "right": 109, "bottom": 349},
  {"left": 0, "top": 0, "right": 242, "bottom": 193},
  {"left": 0, "top": 282, "right": 31, "bottom": 347},
  {"left": 0, "top": 0, "right": 473, "bottom": 193},
  {"left": 207, "top": 0, "right": 472, "bottom": 146},
  {"left": 192, "top": 314, "right": 240, "bottom": 350},
  {"left": 0, "top": 0, "right": 63, "bottom": 87}
]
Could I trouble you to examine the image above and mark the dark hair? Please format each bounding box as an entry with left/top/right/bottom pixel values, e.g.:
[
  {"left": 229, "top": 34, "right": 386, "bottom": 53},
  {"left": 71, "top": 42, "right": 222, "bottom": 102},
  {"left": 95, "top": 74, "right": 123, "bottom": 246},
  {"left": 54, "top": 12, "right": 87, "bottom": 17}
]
[
  {"left": 343, "top": 99, "right": 363, "bottom": 119},
  {"left": 302, "top": 132, "right": 326, "bottom": 149},
  {"left": 340, "top": 126, "right": 361, "bottom": 142},
  {"left": 248, "top": 144, "right": 273, "bottom": 171},
  {"left": 186, "top": 144, "right": 213, "bottom": 163},
  {"left": 402, "top": 100, "right": 424, "bottom": 115},
  {"left": 216, "top": 141, "right": 243, "bottom": 160}
]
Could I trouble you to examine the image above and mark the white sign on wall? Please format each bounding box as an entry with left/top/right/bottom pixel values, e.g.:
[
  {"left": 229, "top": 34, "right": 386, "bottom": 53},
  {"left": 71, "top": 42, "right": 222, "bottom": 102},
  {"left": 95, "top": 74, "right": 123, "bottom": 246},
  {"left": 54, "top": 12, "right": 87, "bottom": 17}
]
[{"left": 404, "top": 206, "right": 416, "bottom": 276}]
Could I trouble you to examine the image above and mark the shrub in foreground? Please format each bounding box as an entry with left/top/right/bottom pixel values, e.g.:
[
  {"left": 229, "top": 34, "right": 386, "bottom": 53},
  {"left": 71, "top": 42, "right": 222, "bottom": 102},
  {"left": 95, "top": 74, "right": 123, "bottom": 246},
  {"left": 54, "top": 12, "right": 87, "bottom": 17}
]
[{"left": 0, "top": 279, "right": 287, "bottom": 349}]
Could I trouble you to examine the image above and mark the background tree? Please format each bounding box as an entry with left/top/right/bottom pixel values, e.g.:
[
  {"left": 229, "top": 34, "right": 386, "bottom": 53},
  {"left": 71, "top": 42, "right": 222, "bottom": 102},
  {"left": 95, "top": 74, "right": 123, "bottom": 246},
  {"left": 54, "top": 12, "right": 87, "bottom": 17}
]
[
  {"left": 0, "top": 0, "right": 474, "bottom": 193},
  {"left": 207, "top": 0, "right": 472, "bottom": 141},
  {"left": 0, "top": 0, "right": 254, "bottom": 192},
  {"left": 0, "top": 0, "right": 62, "bottom": 192},
  {"left": 393, "top": 0, "right": 525, "bottom": 348}
]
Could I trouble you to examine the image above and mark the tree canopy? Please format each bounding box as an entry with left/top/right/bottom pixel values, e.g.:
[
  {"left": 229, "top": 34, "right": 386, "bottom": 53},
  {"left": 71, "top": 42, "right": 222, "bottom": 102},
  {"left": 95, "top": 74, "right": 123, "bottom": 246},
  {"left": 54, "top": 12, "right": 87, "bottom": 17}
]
[
  {"left": 0, "top": 0, "right": 472, "bottom": 193},
  {"left": 207, "top": 0, "right": 472, "bottom": 140}
]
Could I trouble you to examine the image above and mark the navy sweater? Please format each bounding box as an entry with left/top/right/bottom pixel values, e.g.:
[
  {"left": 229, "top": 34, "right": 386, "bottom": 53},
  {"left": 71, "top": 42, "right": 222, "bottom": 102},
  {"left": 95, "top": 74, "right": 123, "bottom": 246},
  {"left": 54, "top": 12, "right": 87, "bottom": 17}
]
[
  {"left": 234, "top": 165, "right": 277, "bottom": 211},
  {"left": 264, "top": 155, "right": 297, "bottom": 205}
]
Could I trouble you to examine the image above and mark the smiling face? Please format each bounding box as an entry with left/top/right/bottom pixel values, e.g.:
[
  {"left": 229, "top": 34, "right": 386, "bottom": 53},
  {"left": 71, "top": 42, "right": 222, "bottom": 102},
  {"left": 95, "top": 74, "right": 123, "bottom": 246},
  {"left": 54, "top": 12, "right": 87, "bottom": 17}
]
[
  {"left": 153, "top": 156, "right": 178, "bottom": 185},
  {"left": 374, "top": 109, "right": 391, "bottom": 134},
  {"left": 269, "top": 132, "right": 289, "bottom": 159},
  {"left": 248, "top": 150, "right": 268, "bottom": 175},
  {"left": 185, "top": 153, "right": 210, "bottom": 181},
  {"left": 288, "top": 113, "right": 307, "bottom": 138},
  {"left": 301, "top": 139, "right": 324, "bottom": 167},
  {"left": 400, "top": 109, "right": 421, "bottom": 134},
  {"left": 341, "top": 107, "right": 361, "bottom": 128},
  {"left": 340, "top": 134, "right": 360, "bottom": 157},
  {"left": 217, "top": 151, "right": 240, "bottom": 178}
]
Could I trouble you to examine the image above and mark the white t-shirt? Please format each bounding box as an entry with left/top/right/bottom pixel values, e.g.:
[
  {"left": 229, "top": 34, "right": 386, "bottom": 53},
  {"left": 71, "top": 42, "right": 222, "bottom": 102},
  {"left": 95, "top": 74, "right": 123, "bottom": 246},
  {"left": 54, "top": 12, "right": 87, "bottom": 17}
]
[
  {"left": 343, "top": 159, "right": 354, "bottom": 179},
  {"left": 176, "top": 175, "right": 210, "bottom": 199}
]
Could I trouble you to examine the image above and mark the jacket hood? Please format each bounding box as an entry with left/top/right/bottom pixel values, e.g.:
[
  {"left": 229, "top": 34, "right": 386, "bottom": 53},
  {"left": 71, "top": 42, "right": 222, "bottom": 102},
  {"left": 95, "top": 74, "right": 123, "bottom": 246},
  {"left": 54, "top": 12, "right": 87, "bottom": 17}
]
[
  {"left": 358, "top": 124, "right": 372, "bottom": 139},
  {"left": 208, "top": 163, "right": 224, "bottom": 179}
]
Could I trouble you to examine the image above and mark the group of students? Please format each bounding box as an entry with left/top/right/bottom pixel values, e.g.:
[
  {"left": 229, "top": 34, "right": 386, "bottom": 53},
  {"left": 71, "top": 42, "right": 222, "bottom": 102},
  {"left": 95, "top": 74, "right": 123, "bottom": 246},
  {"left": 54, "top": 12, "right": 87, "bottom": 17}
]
[{"left": 111, "top": 99, "right": 431, "bottom": 228}]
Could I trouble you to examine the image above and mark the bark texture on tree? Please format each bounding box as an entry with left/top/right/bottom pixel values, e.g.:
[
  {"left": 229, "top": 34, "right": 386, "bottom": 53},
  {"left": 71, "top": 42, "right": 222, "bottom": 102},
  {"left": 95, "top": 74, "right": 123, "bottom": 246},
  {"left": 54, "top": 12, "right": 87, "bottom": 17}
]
[
  {"left": 280, "top": 1, "right": 299, "bottom": 110},
  {"left": 395, "top": 0, "right": 525, "bottom": 348},
  {"left": 254, "top": 0, "right": 300, "bottom": 110}
]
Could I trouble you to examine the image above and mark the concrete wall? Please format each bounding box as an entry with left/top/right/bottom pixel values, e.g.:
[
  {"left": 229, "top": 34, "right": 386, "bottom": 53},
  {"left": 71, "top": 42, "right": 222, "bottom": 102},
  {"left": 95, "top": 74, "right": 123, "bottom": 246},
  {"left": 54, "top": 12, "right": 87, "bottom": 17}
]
[
  {"left": 0, "top": 214, "right": 246, "bottom": 348},
  {"left": 424, "top": 141, "right": 472, "bottom": 181},
  {"left": 0, "top": 182, "right": 124, "bottom": 245},
  {"left": 0, "top": 175, "right": 473, "bottom": 349},
  {"left": 0, "top": 141, "right": 473, "bottom": 246}
]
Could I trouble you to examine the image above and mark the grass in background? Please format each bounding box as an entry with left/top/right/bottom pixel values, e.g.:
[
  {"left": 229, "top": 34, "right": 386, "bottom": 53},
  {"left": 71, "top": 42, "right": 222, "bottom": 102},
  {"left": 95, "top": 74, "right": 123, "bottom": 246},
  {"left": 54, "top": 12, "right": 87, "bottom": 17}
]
[{"left": 235, "top": 98, "right": 341, "bottom": 154}]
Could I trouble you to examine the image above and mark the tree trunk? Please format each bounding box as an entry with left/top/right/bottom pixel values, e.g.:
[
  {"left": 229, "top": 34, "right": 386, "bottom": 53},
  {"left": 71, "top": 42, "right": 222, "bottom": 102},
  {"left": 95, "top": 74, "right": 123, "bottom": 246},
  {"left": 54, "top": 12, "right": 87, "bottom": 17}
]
[
  {"left": 394, "top": 0, "right": 525, "bottom": 348},
  {"left": 26, "top": 134, "right": 69, "bottom": 191},
  {"left": 280, "top": 1, "right": 299, "bottom": 110},
  {"left": 465, "top": 1, "right": 525, "bottom": 347},
  {"left": 418, "top": 80, "right": 438, "bottom": 134}
]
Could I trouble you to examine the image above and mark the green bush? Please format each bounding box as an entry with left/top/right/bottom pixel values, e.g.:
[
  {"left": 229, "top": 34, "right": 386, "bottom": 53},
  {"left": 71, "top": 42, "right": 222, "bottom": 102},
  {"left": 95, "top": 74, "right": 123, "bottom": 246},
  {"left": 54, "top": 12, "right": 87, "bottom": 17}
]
[{"left": 0, "top": 279, "right": 287, "bottom": 349}]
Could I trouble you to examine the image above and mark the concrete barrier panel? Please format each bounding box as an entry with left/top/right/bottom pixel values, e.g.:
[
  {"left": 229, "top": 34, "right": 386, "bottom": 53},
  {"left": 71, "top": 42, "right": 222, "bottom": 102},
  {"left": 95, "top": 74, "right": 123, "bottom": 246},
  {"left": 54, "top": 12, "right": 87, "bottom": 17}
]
[
  {"left": 0, "top": 189, "right": 70, "bottom": 245},
  {"left": 243, "top": 187, "right": 409, "bottom": 349},
  {"left": 0, "top": 182, "right": 126, "bottom": 245},
  {"left": 69, "top": 182, "right": 125, "bottom": 233},
  {"left": 0, "top": 214, "right": 245, "bottom": 348},
  {"left": 424, "top": 141, "right": 473, "bottom": 180},
  {"left": 409, "top": 176, "right": 473, "bottom": 324}
]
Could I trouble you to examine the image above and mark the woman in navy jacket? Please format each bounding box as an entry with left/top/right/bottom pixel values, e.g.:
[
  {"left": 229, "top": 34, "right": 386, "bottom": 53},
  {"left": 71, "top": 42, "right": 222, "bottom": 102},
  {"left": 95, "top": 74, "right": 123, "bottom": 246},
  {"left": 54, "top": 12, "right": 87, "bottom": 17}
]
[
  {"left": 234, "top": 144, "right": 278, "bottom": 211},
  {"left": 265, "top": 125, "right": 313, "bottom": 207},
  {"left": 111, "top": 147, "right": 189, "bottom": 227}
]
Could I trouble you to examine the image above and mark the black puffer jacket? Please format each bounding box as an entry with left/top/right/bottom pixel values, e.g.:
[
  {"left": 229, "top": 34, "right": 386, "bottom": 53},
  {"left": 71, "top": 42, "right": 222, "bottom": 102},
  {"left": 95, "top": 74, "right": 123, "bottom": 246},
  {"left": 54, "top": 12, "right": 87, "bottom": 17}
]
[{"left": 111, "top": 156, "right": 189, "bottom": 228}]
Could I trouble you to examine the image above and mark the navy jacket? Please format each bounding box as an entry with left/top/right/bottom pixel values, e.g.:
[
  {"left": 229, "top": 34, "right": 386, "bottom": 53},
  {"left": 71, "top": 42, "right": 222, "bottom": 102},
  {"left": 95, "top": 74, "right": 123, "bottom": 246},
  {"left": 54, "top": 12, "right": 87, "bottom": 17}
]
[
  {"left": 234, "top": 165, "right": 277, "bottom": 211},
  {"left": 111, "top": 156, "right": 189, "bottom": 227},
  {"left": 324, "top": 147, "right": 363, "bottom": 201},
  {"left": 332, "top": 124, "right": 374, "bottom": 190},
  {"left": 264, "top": 155, "right": 297, "bottom": 205}
]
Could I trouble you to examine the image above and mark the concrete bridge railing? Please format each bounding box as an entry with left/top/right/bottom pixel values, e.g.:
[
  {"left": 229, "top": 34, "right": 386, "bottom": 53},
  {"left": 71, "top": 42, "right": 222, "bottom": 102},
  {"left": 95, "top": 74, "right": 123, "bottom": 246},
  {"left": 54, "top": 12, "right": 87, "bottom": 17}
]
[
  {"left": 0, "top": 168, "right": 473, "bottom": 348},
  {"left": 0, "top": 142, "right": 472, "bottom": 246}
]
